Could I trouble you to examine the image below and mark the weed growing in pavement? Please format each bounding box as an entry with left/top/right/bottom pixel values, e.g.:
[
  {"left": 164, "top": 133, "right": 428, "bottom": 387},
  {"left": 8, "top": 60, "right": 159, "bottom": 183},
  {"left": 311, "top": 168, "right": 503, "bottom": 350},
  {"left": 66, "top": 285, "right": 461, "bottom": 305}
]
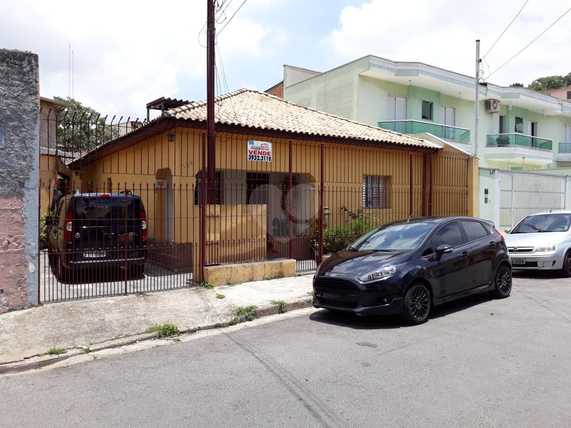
[
  {"left": 231, "top": 305, "right": 258, "bottom": 324},
  {"left": 199, "top": 281, "right": 214, "bottom": 289},
  {"left": 146, "top": 323, "right": 180, "bottom": 338},
  {"left": 47, "top": 347, "right": 66, "bottom": 356},
  {"left": 271, "top": 300, "right": 287, "bottom": 314}
]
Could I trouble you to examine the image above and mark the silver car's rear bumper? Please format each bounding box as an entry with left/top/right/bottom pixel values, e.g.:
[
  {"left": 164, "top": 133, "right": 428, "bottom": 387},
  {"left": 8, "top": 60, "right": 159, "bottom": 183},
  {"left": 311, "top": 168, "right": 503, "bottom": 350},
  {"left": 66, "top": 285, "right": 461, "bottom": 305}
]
[{"left": 509, "top": 253, "right": 563, "bottom": 270}]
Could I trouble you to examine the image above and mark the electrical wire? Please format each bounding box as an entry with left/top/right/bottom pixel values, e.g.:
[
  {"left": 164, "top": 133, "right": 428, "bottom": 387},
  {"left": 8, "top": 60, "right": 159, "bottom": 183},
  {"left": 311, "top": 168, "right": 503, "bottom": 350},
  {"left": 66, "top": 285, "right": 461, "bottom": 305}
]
[
  {"left": 483, "top": 0, "right": 530, "bottom": 59},
  {"left": 218, "top": 0, "right": 249, "bottom": 35},
  {"left": 487, "top": 4, "right": 571, "bottom": 80}
]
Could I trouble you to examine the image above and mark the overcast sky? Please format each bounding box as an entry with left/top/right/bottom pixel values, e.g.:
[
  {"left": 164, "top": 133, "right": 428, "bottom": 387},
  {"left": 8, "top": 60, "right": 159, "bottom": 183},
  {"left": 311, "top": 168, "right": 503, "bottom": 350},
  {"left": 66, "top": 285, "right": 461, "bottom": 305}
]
[{"left": 1, "top": 0, "right": 570, "bottom": 117}]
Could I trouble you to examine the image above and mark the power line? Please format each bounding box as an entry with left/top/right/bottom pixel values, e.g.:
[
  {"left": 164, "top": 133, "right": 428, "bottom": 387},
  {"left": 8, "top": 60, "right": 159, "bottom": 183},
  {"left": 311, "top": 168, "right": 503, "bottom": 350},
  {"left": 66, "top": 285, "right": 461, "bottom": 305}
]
[
  {"left": 216, "top": 0, "right": 235, "bottom": 24},
  {"left": 218, "top": 0, "right": 249, "bottom": 35},
  {"left": 487, "top": 4, "right": 571, "bottom": 80},
  {"left": 483, "top": 0, "right": 529, "bottom": 59}
]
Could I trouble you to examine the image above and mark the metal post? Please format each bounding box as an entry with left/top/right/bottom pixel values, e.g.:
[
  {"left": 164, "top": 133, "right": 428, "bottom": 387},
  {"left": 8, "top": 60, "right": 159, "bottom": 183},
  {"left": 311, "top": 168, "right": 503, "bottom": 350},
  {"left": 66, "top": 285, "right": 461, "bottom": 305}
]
[
  {"left": 199, "top": 134, "right": 207, "bottom": 283},
  {"left": 288, "top": 141, "right": 293, "bottom": 259},
  {"left": 206, "top": 0, "right": 216, "bottom": 182},
  {"left": 474, "top": 39, "right": 481, "bottom": 159},
  {"left": 318, "top": 144, "right": 324, "bottom": 265}
]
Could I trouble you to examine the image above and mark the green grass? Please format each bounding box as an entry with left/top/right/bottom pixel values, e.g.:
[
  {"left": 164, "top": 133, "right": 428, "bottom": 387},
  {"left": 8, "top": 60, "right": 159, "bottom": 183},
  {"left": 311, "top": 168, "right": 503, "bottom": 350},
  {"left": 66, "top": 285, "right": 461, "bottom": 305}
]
[
  {"left": 146, "top": 323, "right": 180, "bottom": 338},
  {"left": 271, "top": 300, "right": 287, "bottom": 314},
  {"left": 199, "top": 281, "right": 214, "bottom": 289},
  {"left": 216, "top": 293, "right": 226, "bottom": 299},
  {"left": 47, "top": 347, "right": 66, "bottom": 356},
  {"left": 231, "top": 305, "right": 258, "bottom": 324}
]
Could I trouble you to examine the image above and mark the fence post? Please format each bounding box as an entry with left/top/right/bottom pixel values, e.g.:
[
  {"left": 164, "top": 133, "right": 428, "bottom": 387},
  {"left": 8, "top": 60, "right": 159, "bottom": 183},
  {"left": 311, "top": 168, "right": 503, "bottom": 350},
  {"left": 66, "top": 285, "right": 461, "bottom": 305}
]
[
  {"left": 409, "top": 154, "right": 413, "bottom": 217},
  {"left": 198, "top": 134, "right": 207, "bottom": 283},
  {"left": 288, "top": 141, "right": 293, "bottom": 259},
  {"left": 318, "top": 143, "right": 324, "bottom": 265}
]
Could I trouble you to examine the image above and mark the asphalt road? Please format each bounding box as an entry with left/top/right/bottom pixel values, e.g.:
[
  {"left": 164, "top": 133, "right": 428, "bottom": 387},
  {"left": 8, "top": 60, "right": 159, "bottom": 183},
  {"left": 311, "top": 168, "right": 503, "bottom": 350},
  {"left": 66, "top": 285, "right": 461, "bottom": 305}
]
[{"left": 1, "top": 272, "right": 571, "bottom": 427}]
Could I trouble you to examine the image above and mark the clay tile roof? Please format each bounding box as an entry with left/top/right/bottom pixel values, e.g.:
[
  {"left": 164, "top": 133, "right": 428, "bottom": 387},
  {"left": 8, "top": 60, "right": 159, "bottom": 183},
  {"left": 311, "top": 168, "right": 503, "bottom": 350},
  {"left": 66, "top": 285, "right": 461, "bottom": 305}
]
[{"left": 167, "top": 89, "right": 440, "bottom": 149}]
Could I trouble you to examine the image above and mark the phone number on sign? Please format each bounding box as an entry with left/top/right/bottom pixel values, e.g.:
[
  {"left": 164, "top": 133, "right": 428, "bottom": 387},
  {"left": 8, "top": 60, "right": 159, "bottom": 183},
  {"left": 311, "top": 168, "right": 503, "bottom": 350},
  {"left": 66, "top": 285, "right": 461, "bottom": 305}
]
[{"left": 248, "top": 154, "right": 272, "bottom": 162}]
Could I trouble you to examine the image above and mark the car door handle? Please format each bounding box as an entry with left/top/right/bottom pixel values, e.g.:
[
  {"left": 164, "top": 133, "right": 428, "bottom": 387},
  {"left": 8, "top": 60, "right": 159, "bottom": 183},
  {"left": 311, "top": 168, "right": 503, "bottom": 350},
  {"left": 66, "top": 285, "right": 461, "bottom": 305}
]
[
  {"left": 488, "top": 241, "right": 497, "bottom": 248},
  {"left": 461, "top": 251, "right": 468, "bottom": 258}
]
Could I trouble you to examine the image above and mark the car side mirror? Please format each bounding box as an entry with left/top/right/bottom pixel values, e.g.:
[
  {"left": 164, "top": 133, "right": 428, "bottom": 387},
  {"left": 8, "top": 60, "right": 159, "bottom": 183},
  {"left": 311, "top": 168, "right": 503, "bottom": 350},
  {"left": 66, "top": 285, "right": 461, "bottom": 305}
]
[{"left": 435, "top": 244, "right": 453, "bottom": 257}]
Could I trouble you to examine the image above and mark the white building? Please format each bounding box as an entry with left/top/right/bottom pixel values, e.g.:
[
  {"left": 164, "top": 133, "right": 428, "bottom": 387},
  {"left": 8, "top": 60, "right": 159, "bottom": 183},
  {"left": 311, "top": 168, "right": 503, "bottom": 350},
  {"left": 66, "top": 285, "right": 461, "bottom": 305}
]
[{"left": 281, "top": 56, "right": 571, "bottom": 171}]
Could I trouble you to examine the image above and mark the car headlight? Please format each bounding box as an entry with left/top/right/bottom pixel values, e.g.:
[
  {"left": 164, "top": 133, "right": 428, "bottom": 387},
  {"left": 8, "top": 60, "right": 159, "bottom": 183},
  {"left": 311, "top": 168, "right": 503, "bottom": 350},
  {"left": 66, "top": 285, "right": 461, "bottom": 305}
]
[
  {"left": 358, "top": 265, "right": 397, "bottom": 283},
  {"left": 534, "top": 245, "right": 557, "bottom": 254}
]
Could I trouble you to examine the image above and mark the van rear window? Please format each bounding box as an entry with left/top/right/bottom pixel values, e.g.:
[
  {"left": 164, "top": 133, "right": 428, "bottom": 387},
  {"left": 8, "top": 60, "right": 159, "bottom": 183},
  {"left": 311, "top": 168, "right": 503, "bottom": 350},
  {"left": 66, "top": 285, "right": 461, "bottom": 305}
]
[{"left": 72, "top": 197, "right": 141, "bottom": 220}]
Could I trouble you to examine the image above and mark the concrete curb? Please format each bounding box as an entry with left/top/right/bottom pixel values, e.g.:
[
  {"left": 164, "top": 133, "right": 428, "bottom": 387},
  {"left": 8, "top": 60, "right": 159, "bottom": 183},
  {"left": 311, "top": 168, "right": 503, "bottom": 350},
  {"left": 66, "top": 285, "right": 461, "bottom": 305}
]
[{"left": 0, "top": 297, "right": 313, "bottom": 375}]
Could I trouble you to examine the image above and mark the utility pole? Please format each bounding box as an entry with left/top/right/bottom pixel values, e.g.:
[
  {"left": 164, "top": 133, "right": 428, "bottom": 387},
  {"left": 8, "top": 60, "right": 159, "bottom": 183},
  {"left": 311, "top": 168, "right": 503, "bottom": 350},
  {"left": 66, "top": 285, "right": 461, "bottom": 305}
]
[
  {"left": 206, "top": 0, "right": 216, "bottom": 182},
  {"left": 474, "top": 39, "right": 481, "bottom": 159}
]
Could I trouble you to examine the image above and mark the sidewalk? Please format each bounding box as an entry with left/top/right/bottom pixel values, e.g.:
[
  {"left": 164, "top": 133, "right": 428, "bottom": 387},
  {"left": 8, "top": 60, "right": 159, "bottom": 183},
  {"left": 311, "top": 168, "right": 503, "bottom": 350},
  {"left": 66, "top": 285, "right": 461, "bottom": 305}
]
[{"left": 0, "top": 275, "right": 313, "bottom": 367}]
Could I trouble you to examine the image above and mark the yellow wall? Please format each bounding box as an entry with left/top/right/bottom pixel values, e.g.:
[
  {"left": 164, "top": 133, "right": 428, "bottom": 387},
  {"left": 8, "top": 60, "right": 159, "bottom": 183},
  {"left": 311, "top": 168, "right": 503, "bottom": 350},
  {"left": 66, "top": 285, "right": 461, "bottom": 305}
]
[{"left": 77, "top": 126, "right": 475, "bottom": 267}]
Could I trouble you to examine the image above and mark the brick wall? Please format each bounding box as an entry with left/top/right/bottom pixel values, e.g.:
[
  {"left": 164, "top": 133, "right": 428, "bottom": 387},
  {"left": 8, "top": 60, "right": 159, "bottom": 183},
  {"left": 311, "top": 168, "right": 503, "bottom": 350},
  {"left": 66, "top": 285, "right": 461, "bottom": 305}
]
[{"left": 0, "top": 49, "right": 39, "bottom": 313}]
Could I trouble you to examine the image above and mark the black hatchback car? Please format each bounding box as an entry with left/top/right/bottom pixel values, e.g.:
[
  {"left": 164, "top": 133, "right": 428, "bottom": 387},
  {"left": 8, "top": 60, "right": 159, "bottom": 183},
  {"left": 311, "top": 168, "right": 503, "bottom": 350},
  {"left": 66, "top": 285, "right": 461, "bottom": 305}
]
[
  {"left": 313, "top": 217, "right": 511, "bottom": 324},
  {"left": 47, "top": 193, "right": 147, "bottom": 282}
]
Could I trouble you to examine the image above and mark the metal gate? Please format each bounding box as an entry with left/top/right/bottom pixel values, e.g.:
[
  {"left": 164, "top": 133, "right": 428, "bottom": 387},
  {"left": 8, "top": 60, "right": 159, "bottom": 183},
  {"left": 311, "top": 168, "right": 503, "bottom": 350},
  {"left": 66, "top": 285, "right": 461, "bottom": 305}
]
[
  {"left": 480, "top": 168, "right": 571, "bottom": 229},
  {"left": 39, "top": 108, "right": 198, "bottom": 303}
]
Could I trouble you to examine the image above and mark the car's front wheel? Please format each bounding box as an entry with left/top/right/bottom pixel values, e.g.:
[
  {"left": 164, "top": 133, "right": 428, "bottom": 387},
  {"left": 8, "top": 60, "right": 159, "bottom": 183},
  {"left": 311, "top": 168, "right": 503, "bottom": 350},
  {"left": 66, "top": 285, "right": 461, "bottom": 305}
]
[
  {"left": 561, "top": 251, "right": 571, "bottom": 278},
  {"left": 492, "top": 263, "right": 512, "bottom": 299},
  {"left": 401, "top": 283, "right": 431, "bottom": 325}
]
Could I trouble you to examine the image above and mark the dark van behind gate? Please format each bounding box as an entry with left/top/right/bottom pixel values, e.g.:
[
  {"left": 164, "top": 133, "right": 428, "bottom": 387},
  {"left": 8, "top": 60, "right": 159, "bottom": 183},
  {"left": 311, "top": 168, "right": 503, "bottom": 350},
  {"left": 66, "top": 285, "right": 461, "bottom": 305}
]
[{"left": 47, "top": 193, "right": 147, "bottom": 283}]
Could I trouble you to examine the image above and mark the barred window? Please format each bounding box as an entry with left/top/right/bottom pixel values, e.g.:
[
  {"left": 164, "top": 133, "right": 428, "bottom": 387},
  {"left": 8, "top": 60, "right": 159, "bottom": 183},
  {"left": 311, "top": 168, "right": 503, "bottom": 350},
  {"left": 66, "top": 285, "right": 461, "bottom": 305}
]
[{"left": 362, "top": 175, "right": 389, "bottom": 209}]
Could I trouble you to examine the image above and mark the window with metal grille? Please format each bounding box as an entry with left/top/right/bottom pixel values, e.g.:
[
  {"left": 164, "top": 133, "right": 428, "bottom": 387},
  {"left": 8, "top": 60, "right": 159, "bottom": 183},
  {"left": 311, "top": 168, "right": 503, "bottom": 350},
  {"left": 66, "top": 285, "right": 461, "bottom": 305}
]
[
  {"left": 246, "top": 172, "right": 269, "bottom": 204},
  {"left": 194, "top": 171, "right": 223, "bottom": 205},
  {"left": 362, "top": 175, "right": 389, "bottom": 209}
]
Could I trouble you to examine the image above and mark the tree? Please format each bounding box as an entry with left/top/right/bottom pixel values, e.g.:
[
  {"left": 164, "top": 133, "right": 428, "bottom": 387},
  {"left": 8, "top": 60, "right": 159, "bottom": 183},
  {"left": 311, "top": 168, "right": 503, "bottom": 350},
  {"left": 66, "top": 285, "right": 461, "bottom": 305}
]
[
  {"left": 528, "top": 75, "right": 567, "bottom": 92},
  {"left": 53, "top": 97, "right": 109, "bottom": 154},
  {"left": 510, "top": 83, "right": 524, "bottom": 88}
]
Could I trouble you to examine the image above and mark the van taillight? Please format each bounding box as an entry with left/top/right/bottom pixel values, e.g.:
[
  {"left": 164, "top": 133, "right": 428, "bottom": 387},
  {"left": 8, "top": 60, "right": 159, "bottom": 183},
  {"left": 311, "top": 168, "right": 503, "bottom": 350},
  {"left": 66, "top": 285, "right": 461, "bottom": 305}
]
[
  {"left": 141, "top": 207, "right": 148, "bottom": 241},
  {"left": 64, "top": 209, "right": 73, "bottom": 241}
]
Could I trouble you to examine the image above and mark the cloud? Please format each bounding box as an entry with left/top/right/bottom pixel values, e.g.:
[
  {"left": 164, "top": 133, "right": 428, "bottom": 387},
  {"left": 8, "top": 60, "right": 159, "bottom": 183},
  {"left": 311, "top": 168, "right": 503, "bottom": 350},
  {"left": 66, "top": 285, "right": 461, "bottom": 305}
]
[
  {"left": 326, "top": 0, "right": 571, "bottom": 86},
  {"left": 0, "top": 0, "right": 272, "bottom": 116}
]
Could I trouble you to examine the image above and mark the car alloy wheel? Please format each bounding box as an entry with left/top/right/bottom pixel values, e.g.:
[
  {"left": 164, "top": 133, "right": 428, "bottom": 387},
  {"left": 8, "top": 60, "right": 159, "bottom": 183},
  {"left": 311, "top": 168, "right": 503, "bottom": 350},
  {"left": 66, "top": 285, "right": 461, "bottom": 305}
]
[
  {"left": 493, "top": 264, "right": 512, "bottom": 298},
  {"left": 403, "top": 283, "right": 431, "bottom": 325}
]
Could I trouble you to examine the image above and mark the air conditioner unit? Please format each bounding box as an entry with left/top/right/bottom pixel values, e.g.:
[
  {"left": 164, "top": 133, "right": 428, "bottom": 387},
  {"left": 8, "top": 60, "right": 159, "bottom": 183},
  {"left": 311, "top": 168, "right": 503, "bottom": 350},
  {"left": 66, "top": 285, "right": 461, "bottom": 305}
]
[{"left": 485, "top": 99, "right": 501, "bottom": 113}]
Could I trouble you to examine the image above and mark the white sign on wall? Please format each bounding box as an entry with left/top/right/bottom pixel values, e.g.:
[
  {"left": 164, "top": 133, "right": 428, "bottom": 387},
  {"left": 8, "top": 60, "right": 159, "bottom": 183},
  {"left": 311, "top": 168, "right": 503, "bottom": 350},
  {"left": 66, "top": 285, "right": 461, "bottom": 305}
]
[{"left": 247, "top": 140, "right": 272, "bottom": 162}]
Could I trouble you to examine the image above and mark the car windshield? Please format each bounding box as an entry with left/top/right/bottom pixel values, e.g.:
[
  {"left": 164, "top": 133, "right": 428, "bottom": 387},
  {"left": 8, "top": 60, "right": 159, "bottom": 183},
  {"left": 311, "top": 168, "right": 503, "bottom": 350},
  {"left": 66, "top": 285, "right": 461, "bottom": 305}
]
[
  {"left": 348, "top": 222, "right": 435, "bottom": 251},
  {"left": 511, "top": 214, "right": 571, "bottom": 234}
]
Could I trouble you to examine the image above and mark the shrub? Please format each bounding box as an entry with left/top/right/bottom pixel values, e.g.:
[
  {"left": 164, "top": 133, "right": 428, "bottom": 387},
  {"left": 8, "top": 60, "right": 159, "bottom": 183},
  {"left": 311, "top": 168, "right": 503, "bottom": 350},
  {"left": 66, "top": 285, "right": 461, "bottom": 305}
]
[
  {"left": 39, "top": 213, "right": 53, "bottom": 249},
  {"left": 311, "top": 207, "right": 374, "bottom": 254}
]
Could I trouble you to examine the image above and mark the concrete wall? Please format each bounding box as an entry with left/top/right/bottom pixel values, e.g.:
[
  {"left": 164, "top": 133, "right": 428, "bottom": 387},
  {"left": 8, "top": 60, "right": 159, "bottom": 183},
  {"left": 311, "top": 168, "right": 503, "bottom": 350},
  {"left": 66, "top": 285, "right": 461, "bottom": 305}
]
[
  {"left": 479, "top": 167, "right": 571, "bottom": 229},
  {"left": 0, "top": 49, "right": 40, "bottom": 313},
  {"left": 285, "top": 58, "right": 367, "bottom": 121}
]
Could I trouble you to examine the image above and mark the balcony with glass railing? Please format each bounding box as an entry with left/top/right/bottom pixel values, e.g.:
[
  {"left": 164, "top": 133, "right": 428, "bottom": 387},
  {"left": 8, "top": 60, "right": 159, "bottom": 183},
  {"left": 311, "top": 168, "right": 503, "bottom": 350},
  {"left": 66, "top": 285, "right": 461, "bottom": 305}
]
[
  {"left": 486, "top": 133, "right": 553, "bottom": 151},
  {"left": 559, "top": 142, "right": 571, "bottom": 153},
  {"left": 378, "top": 119, "right": 471, "bottom": 144}
]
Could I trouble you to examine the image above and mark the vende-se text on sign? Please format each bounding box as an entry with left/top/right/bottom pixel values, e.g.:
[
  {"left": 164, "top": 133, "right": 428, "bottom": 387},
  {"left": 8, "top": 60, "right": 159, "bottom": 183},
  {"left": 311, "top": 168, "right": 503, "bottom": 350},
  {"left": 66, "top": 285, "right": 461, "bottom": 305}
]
[{"left": 247, "top": 140, "right": 273, "bottom": 162}]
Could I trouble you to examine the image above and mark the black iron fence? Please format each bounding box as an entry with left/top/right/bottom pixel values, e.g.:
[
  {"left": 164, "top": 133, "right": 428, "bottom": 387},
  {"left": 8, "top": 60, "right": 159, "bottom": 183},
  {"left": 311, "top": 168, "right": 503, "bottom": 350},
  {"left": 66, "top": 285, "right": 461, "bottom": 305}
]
[{"left": 38, "top": 104, "right": 469, "bottom": 304}]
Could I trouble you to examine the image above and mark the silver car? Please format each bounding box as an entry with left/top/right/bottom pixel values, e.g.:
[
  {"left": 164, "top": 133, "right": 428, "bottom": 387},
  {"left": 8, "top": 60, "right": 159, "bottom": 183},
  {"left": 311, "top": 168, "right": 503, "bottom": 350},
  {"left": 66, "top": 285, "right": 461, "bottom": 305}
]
[{"left": 505, "top": 211, "right": 571, "bottom": 276}]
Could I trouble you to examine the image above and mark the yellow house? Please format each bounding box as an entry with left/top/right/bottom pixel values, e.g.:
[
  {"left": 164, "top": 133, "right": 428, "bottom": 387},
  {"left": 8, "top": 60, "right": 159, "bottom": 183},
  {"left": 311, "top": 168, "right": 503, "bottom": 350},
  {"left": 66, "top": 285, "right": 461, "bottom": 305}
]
[{"left": 69, "top": 89, "right": 477, "bottom": 279}]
